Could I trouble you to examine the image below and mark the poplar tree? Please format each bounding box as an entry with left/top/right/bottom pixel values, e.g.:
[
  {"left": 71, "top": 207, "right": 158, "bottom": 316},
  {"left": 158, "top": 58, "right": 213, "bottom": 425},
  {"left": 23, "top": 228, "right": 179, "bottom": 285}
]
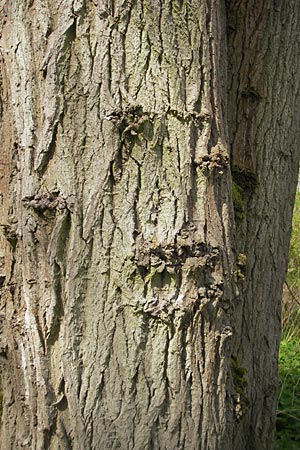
[{"left": 0, "top": 1, "right": 299, "bottom": 449}]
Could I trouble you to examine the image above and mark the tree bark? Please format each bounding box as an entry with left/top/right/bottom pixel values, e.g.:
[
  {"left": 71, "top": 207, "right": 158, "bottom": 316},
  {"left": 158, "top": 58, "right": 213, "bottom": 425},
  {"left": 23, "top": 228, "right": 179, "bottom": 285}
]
[{"left": 0, "top": 1, "right": 299, "bottom": 449}]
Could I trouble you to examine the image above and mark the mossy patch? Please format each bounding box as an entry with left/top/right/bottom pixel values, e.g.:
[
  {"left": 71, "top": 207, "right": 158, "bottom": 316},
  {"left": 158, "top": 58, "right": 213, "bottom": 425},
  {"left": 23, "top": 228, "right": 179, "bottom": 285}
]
[
  {"left": 232, "top": 182, "right": 245, "bottom": 222},
  {"left": 231, "top": 166, "right": 257, "bottom": 223},
  {"left": 231, "top": 355, "right": 249, "bottom": 421},
  {"left": 232, "top": 165, "right": 257, "bottom": 192},
  {"left": 231, "top": 355, "right": 248, "bottom": 395}
]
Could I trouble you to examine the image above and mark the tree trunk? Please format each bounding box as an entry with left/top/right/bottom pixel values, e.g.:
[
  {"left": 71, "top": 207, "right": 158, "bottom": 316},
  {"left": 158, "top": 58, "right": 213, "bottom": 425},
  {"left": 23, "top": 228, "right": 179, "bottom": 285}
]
[{"left": 0, "top": 1, "right": 299, "bottom": 449}]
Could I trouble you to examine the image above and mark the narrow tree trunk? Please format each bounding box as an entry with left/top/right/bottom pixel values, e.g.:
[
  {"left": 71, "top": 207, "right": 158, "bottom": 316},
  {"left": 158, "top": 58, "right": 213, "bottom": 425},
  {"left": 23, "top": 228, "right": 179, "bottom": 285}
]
[
  {"left": 226, "top": 1, "right": 300, "bottom": 448},
  {"left": 0, "top": 1, "right": 299, "bottom": 449}
]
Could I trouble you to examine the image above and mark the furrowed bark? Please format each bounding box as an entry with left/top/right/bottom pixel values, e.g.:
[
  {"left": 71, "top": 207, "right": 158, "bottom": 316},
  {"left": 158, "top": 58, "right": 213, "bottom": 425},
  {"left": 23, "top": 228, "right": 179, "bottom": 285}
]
[
  {"left": 0, "top": 1, "right": 299, "bottom": 449},
  {"left": 226, "top": 1, "right": 300, "bottom": 447}
]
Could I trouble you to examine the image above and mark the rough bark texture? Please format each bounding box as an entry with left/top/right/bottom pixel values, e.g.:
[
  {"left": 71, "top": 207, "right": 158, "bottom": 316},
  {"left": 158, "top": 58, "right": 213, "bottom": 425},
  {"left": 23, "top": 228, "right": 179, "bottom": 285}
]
[{"left": 0, "top": 1, "right": 299, "bottom": 449}]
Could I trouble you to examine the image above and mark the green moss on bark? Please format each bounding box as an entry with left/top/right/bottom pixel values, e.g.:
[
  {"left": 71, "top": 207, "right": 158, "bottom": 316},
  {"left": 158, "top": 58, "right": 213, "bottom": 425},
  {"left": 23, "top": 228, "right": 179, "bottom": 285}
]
[{"left": 232, "top": 182, "right": 245, "bottom": 222}]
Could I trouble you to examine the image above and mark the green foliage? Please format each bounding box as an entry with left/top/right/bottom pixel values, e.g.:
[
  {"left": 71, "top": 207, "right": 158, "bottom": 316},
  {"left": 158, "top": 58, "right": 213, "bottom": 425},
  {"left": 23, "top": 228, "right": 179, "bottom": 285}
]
[
  {"left": 276, "top": 339, "right": 300, "bottom": 449},
  {"left": 286, "top": 192, "right": 300, "bottom": 290},
  {"left": 276, "top": 191, "right": 300, "bottom": 448},
  {"left": 281, "top": 191, "right": 300, "bottom": 342},
  {"left": 281, "top": 301, "right": 300, "bottom": 343}
]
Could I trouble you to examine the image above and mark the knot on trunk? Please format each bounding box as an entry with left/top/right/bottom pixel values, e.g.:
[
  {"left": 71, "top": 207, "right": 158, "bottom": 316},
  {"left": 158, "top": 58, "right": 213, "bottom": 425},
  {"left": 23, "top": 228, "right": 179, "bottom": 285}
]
[
  {"left": 23, "top": 191, "right": 66, "bottom": 214},
  {"left": 196, "top": 150, "right": 229, "bottom": 174}
]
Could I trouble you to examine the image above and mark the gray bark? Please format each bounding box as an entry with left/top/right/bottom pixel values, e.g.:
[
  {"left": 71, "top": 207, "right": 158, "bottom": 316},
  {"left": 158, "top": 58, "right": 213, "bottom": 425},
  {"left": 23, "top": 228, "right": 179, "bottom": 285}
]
[{"left": 0, "top": 1, "right": 299, "bottom": 449}]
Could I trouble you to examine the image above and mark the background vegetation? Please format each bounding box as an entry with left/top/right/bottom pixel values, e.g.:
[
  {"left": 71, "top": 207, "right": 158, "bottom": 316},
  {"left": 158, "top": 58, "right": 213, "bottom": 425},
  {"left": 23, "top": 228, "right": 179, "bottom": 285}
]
[{"left": 276, "top": 192, "right": 300, "bottom": 448}]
